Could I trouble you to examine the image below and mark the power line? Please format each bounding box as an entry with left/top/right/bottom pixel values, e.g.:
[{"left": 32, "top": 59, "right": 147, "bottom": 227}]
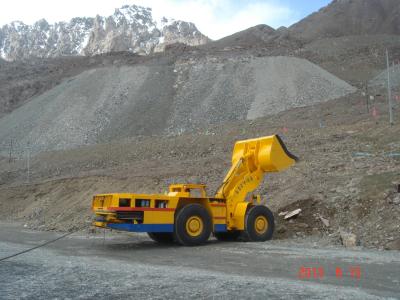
[
  {"left": 0, "top": 231, "right": 76, "bottom": 263},
  {"left": 386, "top": 48, "right": 394, "bottom": 125}
]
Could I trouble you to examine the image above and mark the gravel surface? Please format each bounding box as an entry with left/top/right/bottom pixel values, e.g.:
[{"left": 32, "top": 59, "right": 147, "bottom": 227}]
[
  {"left": 247, "top": 56, "right": 356, "bottom": 119},
  {"left": 0, "top": 66, "right": 148, "bottom": 154},
  {"left": 0, "top": 223, "right": 399, "bottom": 299}
]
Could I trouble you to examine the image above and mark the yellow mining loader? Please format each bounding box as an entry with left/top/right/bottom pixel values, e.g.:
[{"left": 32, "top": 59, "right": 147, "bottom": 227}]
[{"left": 92, "top": 135, "right": 297, "bottom": 246}]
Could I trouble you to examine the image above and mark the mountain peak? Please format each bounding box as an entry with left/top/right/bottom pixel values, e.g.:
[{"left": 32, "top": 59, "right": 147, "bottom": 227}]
[
  {"left": 113, "top": 4, "right": 154, "bottom": 26},
  {"left": 0, "top": 4, "right": 210, "bottom": 60},
  {"left": 154, "top": 19, "right": 210, "bottom": 52}
]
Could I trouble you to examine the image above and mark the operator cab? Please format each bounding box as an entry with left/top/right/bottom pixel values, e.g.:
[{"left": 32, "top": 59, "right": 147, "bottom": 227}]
[{"left": 168, "top": 184, "right": 207, "bottom": 198}]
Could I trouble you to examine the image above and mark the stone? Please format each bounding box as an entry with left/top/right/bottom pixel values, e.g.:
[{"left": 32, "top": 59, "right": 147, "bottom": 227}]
[
  {"left": 277, "top": 226, "right": 287, "bottom": 234},
  {"left": 284, "top": 208, "right": 302, "bottom": 219},
  {"left": 318, "top": 215, "right": 330, "bottom": 227},
  {"left": 385, "top": 238, "right": 400, "bottom": 250},
  {"left": 392, "top": 194, "right": 400, "bottom": 205},
  {"left": 340, "top": 231, "right": 358, "bottom": 248}
]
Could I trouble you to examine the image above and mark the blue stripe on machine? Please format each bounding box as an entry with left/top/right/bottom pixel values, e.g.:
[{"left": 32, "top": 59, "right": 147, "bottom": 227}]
[
  {"left": 214, "top": 224, "right": 227, "bottom": 232},
  {"left": 107, "top": 223, "right": 174, "bottom": 232}
]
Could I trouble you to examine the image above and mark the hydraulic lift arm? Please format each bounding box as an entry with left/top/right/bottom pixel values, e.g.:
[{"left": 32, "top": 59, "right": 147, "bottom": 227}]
[{"left": 215, "top": 135, "right": 298, "bottom": 230}]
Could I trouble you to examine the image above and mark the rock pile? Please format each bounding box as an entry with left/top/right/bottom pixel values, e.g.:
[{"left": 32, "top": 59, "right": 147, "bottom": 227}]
[{"left": 0, "top": 55, "right": 356, "bottom": 154}]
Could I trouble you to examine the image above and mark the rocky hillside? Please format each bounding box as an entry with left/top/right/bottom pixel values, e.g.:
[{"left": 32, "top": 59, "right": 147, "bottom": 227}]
[
  {"left": 0, "top": 5, "right": 209, "bottom": 60},
  {"left": 0, "top": 54, "right": 355, "bottom": 154},
  {"left": 0, "top": 54, "right": 140, "bottom": 118},
  {"left": 289, "top": 0, "right": 400, "bottom": 41},
  {"left": 205, "top": 24, "right": 277, "bottom": 49}
]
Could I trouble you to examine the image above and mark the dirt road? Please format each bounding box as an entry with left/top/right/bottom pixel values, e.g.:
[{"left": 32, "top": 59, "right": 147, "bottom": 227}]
[{"left": 0, "top": 222, "right": 399, "bottom": 299}]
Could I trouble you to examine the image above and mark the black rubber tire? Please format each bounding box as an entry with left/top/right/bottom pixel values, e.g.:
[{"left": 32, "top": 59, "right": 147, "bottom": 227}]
[
  {"left": 147, "top": 232, "right": 175, "bottom": 243},
  {"left": 214, "top": 231, "right": 241, "bottom": 241},
  {"left": 174, "top": 203, "right": 212, "bottom": 246},
  {"left": 243, "top": 205, "right": 274, "bottom": 242}
]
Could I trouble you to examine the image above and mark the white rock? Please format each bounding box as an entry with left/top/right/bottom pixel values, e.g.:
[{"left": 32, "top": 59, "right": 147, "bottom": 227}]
[
  {"left": 284, "top": 208, "right": 302, "bottom": 219},
  {"left": 319, "top": 216, "right": 330, "bottom": 227},
  {"left": 340, "top": 231, "right": 358, "bottom": 248},
  {"left": 392, "top": 194, "right": 400, "bottom": 205}
]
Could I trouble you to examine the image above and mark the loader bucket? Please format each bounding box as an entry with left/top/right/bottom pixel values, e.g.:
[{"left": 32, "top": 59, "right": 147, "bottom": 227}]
[{"left": 232, "top": 134, "right": 298, "bottom": 173}]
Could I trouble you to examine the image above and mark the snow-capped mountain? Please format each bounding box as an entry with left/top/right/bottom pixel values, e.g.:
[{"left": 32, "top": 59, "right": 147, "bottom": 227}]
[
  {"left": 0, "top": 5, "right": 210, "bottom": 61},
  {"left": 154, "top": 18, "right": 210, "bottom": 52}
]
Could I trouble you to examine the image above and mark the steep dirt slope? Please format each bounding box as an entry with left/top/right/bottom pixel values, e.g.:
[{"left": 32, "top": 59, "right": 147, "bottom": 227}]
[
  {"left": 203, "top": 24, "right": 277, "bottom": 49},
  {"left": 290, "top": 0, "right": 400, "bottom": 41},
  {"left": 298, "top": 34, "right": 400, "bottom": 85},
  {"left": 200, "top": 24, "right": 302, "bottom": 59},
  {"left": 284, "top": 0, "right": 400, "bottom": 85}
]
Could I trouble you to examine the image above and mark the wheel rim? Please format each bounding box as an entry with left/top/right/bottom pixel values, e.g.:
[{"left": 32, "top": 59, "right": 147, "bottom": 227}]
[
  {"left": 186, "top": 216, "right": 203, "bottom": 237},
  {"left": 254, "top": 215, "right": 268, "bottom": 235}
]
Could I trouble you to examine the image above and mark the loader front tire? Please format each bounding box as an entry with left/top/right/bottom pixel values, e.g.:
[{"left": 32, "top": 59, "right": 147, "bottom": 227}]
[
  {"left": 174, "top": 203, "right": 212, "bottom": 246},
  {"left": 147, "top": 232, "right": 175, "bottom": 244},
  {"left": 243, "top": 205, "right": 274, "bottom": 242}
]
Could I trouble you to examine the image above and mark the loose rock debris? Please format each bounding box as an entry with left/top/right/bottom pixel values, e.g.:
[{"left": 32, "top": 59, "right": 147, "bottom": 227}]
[{"left": 283, "top": 209, "right": 302, "bottom": 220}]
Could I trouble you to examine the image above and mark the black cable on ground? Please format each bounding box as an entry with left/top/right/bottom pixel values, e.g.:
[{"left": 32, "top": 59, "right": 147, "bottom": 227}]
[{"left": 0, "top": 230, "right": 76, "bottom": 262}]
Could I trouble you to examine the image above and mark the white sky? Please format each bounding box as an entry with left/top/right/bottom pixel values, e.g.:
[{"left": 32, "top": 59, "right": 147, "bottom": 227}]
[{"left": 0, "top": 0, "right": 299, "bottom": 40}]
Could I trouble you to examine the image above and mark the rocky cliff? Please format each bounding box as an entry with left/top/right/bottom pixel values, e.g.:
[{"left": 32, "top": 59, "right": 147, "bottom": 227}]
[
  {"left": 154, "top": 19, "right": 210, "bottom": 52},
  {"left": 0, "top": 5, "right": 210, "bottom": 60}
]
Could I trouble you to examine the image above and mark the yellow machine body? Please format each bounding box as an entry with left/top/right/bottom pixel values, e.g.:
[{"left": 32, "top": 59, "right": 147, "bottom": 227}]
[
  {"left": 92, "top": 184, "right": 227, "bottom": 233},
  {"left": 92, "top": 135, "right": 297, "bottom": 234}
]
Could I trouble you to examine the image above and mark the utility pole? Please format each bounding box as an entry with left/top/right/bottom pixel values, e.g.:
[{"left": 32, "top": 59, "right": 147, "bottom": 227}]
[
  {"left": 365, "top": 81, "right": 369, "bottom": 113},
  {"left": 386, "top": 49, "right": 394, "bottom": 125},
  {"left": 8, "top": 138, "right": 13, "bottom": 163},
  {"left": 27, "top": 144, "right": 30, "bottom": 183}
]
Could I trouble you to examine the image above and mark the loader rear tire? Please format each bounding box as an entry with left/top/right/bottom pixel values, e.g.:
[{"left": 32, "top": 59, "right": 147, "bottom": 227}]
[
  {"left": 214, "top": 231, "right": 241, "bottom": 241},
  {"left": 174, "top": 203, "right": 212, "bottom": 246},
  {"left": 243, "top": 205, "right": 274, "bottom": 242},
  {"left": 147, "top": 232, "right": 175, "bottom": 244}
]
